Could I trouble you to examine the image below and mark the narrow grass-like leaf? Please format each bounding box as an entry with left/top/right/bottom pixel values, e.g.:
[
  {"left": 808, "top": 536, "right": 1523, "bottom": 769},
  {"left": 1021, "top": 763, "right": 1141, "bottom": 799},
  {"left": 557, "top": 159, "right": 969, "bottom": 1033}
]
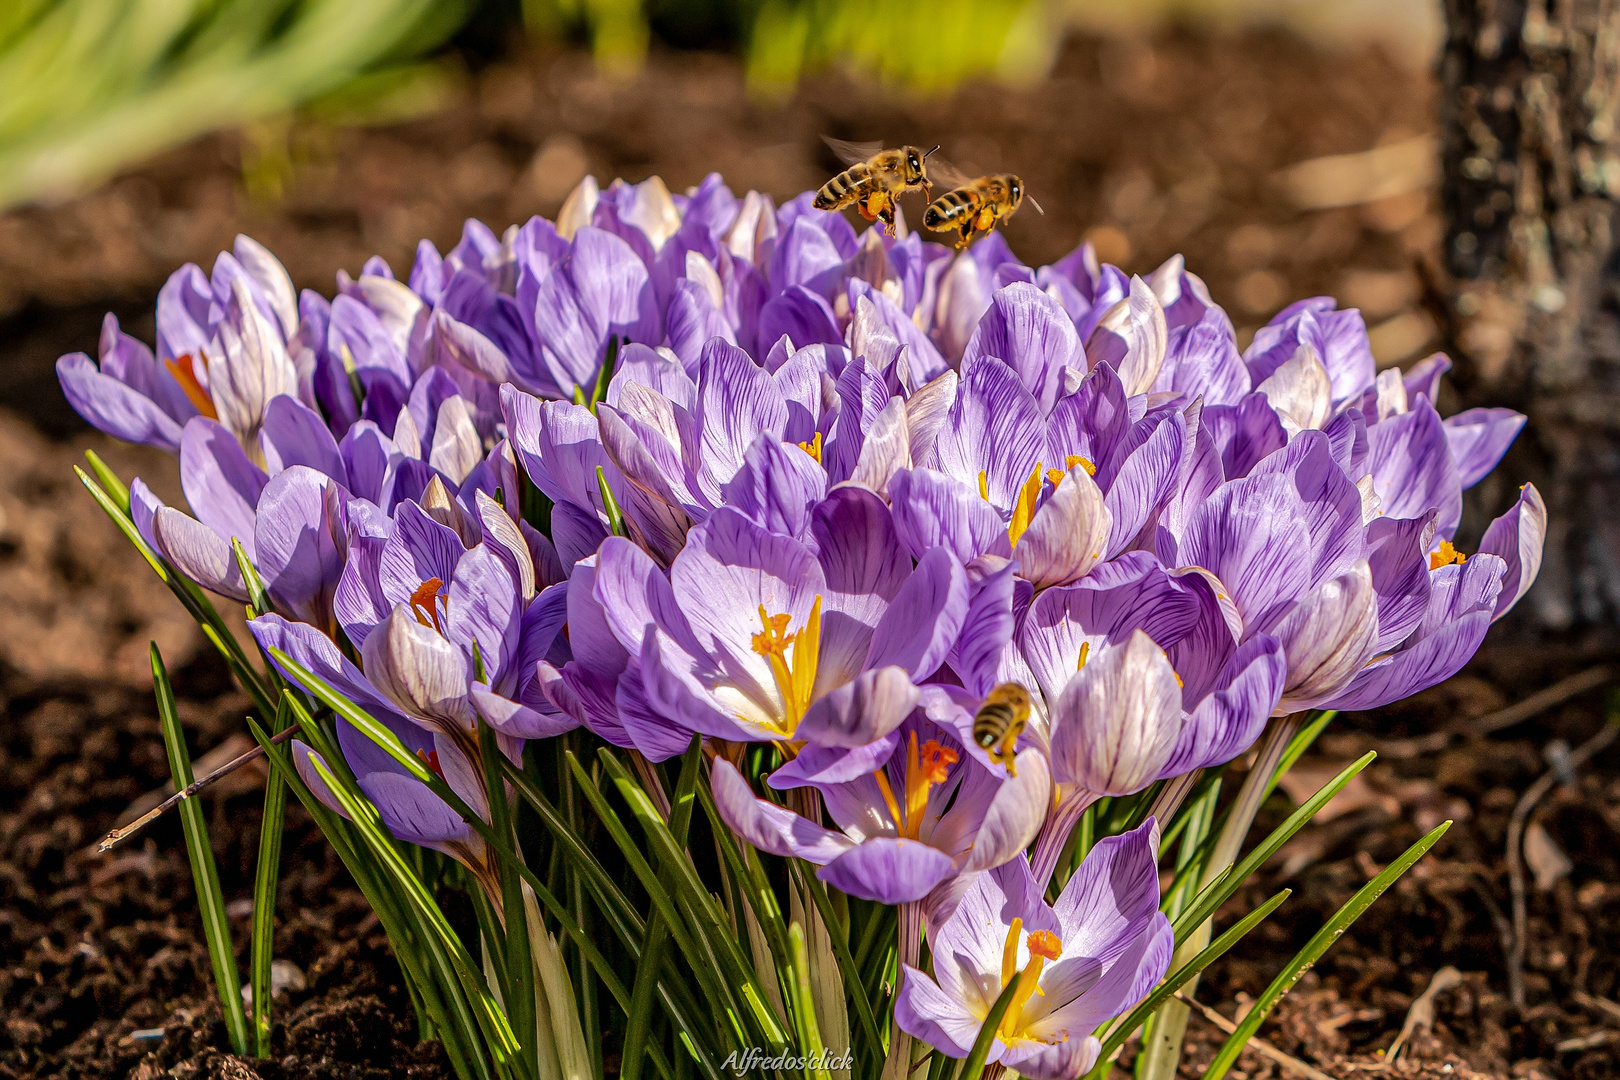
[
  {"left": 557, "top": 732, "right": 598, "bottom": 1079},
  {"left": 246, "top": 718, "right": 491, "bottom": 1080},
  {"left": 1092, "top": 888, "right": 1292, "bottom": 1072},
  {"left": 77, "top": 466, "right": 277, "bottom": 719},
  {"left": 231, "top": 538, "right": 272, "bottom": 619},
  {"left": 787, "top": 921, "right": 832, "bottom": 1080},
  {"left": 152, "top": 643, "right": 250, "bottom": 1056},
  {"left": 480, "top": 721, "right": 536, "bottom": 1080},
  {"left": 304, "top": 753, "right": 524, "bottom": 1078},
  {"left": 623, "top": 737, "right": 701, "bottom": 1080},
  {"left": 590, "top": 334, "right": 619, "bottom": 408},
  {"left": 83, "top": 448, "right": 130, "bottom": 510},
  {"left": 594, "top": 749, "right": 792, "bottom": 1050},
  {"left": 1262, "top": 709, "right": 1337, "bottom": 803},
  {"left": 1201, "top": 822, "right": 1451, "bottom": 1080},
  {"left": 569, "top": 751, "right": 762, "bottom": 1054},
  {"left": 1171, "top": 751, "right": 1376, "bottom": 943},
  {"left": 248, "top": 692, "right": 294, "bottom": 1057},
  {"left": 959, "top": 977, "right": 1022, "bottom": 1080},
  {"left": 790, "top": 863, "right": 883, "bottom": 1064},
  {"left": 596, "top": 465, "right": 628, "bottom": 538}
]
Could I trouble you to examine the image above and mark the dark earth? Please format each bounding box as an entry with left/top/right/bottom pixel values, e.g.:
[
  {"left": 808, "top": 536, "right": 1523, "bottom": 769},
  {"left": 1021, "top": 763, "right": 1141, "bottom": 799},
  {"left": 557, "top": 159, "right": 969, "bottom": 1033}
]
[{"left": 1, "top": 28, "right": 1617, "bottom": 1080}]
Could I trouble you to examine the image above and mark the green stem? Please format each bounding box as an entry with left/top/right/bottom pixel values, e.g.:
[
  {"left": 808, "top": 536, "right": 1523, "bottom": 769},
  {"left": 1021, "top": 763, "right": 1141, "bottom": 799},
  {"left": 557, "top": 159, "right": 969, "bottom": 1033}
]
[{"left": 248, "top": 694, "right": 294, "bottom": 1057}]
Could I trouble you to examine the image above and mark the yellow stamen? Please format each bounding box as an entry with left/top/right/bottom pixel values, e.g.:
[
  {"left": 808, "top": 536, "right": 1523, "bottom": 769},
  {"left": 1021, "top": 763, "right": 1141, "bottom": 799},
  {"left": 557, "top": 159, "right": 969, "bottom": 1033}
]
[
  {"left": 874, "top": 767, "right": 905, "bottom": 833},
  {"left": 898, "top": 733, "right": 958, "bottom": 840},
  {"left": 1000, "top": 928, "right": 1064, "bottom": 1039},
  {"left": 750, "top": 596, "right": 823, "bottom": 734},
  {"left": 1076, "top": 641, "right": 1090, "bottom": 671},
  {"left": 798, "top": 431, "right": 823, "bottom": 464},
  {"left": 410, "top": 578, "right": 446, "bottom": 634},
  {"left": 164, "top": 353, "right": 218, "bottom": 420},
  {"left": 1006, "top": 462, "right": 1045, "bottom": 549},
  {"left": 1429, "top": 540, "right": 1468, "bottom": 571},
  {"left": 1000, "top": 917, "right": 1023, "bottom": 989},
  {"left": 1046, "top": 456, "right": 1096, "bottom": 488},
  {"left": 978, "top": 470, "right": 989, "bottom": 502}
]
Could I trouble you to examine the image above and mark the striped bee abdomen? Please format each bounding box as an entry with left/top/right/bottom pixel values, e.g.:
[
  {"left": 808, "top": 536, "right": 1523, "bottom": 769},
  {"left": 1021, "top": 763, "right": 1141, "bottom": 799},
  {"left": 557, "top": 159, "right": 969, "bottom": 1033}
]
[
  {"left": 923, "top": 190, "right": 976, "bottom": 229},
  {"left": 973, "top": 701, "right": 1018, "bottom": 747},
  {"left": 814, "top": 162, "right": 873, "bottom": 210}
]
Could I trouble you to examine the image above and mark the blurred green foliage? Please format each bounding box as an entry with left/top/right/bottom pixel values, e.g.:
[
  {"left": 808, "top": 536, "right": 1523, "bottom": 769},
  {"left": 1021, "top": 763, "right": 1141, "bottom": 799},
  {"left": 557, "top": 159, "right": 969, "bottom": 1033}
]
[
  {"left": 0, "top": 0, "right": 470, "bottom": 208},
  {"left": 0, "top": 0, "right": 1048, "bottom": 211}
]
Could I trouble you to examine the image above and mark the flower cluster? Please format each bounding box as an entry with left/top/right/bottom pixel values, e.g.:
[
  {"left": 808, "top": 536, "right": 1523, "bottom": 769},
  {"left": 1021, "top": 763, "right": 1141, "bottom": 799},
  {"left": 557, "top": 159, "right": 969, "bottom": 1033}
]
[{"left": 60, "top": 171, "right": 1543, "bottom": 1076}]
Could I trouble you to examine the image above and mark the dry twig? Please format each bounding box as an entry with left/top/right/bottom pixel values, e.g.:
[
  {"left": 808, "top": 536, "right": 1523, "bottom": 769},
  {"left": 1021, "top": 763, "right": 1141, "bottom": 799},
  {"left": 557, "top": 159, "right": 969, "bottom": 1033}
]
[
  {"left": 1455, "top": 665, "right": 1614, "bottom": 737},
  {"left": 1506, "top": 718, "right": 1620, "bottom": 1008},
  {"left": 1172, "top": 990, "right": 1335, "bottom": 1080}
]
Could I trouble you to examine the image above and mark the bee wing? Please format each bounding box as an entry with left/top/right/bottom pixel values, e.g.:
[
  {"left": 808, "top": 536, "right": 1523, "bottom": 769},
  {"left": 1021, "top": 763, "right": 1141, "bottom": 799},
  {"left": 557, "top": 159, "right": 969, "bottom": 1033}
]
[
  {"left": 924, "top": 156, "right": 975, "bottom": 191},
  {"left": 822, "top": 136, "right": 884, "bottom": 166}
]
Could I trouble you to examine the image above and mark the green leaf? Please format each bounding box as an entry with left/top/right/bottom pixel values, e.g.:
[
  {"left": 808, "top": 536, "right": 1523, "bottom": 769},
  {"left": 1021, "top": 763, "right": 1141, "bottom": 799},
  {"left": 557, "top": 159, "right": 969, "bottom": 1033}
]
[
  {"left": 787, "top": 921, "right": 832, "bottom": 1080},
  {"left": 152, "top": 643, "right": 250, "bottom": 1056},
  {"left": 596, "top": 465, "right": 628, "bottom": 538},
  {"left": 789, "top": 863, "right": 884, "bottom": 1065},
  {"left": 589, "top": 334, "right": 619, "bottom": 408},
  {"left": 958, "top": 977, "right": 1022, "bottom": 1080},
  {"left": 479, "top": 721, "right": 536, "bottom": 1080},
  {"left": 1201, "top": 822, "right": 1451, "bottom": 1080},
  {"left": 1263, "top": 710, "right": 1337, "bottom": 803},
  {"left": 1093, "top": 888, "right": 1292, "bottom": 1070},
  {"left": 231, "top": 537, "right": 272, "bottom": 619},
  {"left": 249, "top": 693, "right": 294, "bottom": 1057},
  {"left": 1171, "top": 752, "right": 1376, "bottom": 943},
  {"left": 83, "top": 449, "right": 129, "bottom": 511},
  {"left": 623, "top": 736, "right": 701, "bottom": 1080}
]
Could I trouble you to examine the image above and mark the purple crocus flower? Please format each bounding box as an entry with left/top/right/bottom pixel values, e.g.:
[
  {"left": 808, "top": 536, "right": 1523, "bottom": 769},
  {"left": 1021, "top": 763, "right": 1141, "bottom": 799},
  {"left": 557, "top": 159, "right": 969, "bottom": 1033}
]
[
  {"left": 60, "top": 237, "right": 302, "bottom": 457},
  {"left": 589, "top": 491, "right": 969, "bottom": 757},
  {"left": 894, "top": 823, "right": 1173, "bottom": 1079},
  {"left": 711, "top": 708, "right": 1049, "bottom": 905}
]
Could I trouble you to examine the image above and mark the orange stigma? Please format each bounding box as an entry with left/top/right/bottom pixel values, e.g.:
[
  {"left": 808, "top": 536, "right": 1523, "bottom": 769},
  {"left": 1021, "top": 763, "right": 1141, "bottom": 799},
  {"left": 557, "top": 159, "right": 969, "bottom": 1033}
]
[
  {"left": 164, "top": 352, "right": 218, "bottom": 420},
  {"left": 416, "top": 747, "right": 445, "bottom": 780},
  {"left": 410, "top": 578, "right": 447, "bottom": 634}
]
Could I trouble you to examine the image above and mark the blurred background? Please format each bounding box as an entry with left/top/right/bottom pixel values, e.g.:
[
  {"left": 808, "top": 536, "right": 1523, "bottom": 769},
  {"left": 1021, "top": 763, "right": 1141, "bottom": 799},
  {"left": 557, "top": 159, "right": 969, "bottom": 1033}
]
[
  {"left": 13, "top": 9, "right": 1620, "bottom": 1080},
  {"left": 0, "top": 0, "right": 1448, "bottom": 686}
]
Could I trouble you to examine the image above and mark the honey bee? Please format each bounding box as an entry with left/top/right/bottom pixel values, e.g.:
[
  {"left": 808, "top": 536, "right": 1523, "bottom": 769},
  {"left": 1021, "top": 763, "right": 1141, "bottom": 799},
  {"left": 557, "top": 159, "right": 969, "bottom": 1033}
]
[
  {"left": 973, "top": 682, "right": 1033, "bottom": 775},
  {"left": 922, "top": 173, "right": 1043, "bottom": 249},
  {"left": 814, "top": 139, "right": 939, "bottom": 235}
]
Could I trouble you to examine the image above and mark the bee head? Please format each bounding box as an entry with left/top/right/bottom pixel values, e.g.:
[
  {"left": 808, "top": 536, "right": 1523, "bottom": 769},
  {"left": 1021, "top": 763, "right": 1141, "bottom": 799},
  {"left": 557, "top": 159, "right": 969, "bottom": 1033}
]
[{"left": 1008, "top": 176, "right": 1024, "bottom": 208}]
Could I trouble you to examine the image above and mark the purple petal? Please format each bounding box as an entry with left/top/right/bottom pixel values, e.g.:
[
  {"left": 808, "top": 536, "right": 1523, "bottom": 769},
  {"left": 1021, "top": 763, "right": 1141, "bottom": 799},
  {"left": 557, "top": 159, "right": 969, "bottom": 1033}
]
[
  {"left": 1164, "top": 635, "right": 1286, "bottom": 773},
  {"left": 866, "top": 548, "right": 969, "bottom": 679},
  {"left": 711, "top": 759, "right": 853, "bottom": 863},
  {"left": 1444, "top": 407, "right": 1526, "bottom": 488},
  {"left": 1477, "top": 482, "right": 1546, "bottom": 620},
  {"left": 889, "top": 467, "right": 1012, "bottom": 565},
  {"left": 1049, "top": 631, "right": 1183, "bottom": 795},
  {"left": 179, "top": 417, "right": 268, "bottom": 558},
  {"left": 795, "top": 667, "right": 922, "bottom": 749},
  {"left": 694, "top": 340, "right": 790, "bottom": 504},
  {"left": 254, "top": 467, "right": 345, "bottom": 627},
  {"left": 929, "top": 357, "right": 1046, "bottom": 512},
  {"left": 892, "top": 967, "right": 983, "bottom": 1059},
  {"left": 153, "top": 507, "right": 248, "bottom": 600},
  {"left": 817, "top": 837, "right": 958, "bottom": 904},
  {"left": 963, "top": 283, "right": 1080, "bottom": 415},
  {"left": 57, "top": 353, "right": 186, "bottom": 450},
  {"left": 260, "top": 395, "right": 345, "bottom": 483},
  {"left": 1369, "top": 397, "right": 1462, "bottom": 538}
]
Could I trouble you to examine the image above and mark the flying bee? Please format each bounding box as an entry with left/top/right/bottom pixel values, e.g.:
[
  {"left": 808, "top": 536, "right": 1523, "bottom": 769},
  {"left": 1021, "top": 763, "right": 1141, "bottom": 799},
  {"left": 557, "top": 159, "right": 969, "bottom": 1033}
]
[
  {"left": 922, "top": 173, "right": 1043, "bottom": 249},
  {"left": 973, "top": 682, "right": 1033, "bottom": 776},
  {"left": 814, "top": 139, "right": 939, "bottom": 236}
]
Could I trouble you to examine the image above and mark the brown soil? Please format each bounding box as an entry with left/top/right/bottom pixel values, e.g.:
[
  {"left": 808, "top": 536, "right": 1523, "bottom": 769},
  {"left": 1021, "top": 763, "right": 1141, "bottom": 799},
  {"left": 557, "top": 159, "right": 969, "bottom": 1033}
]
[{"left": 0, "top": 27, "right": 1613, "bottom": 1080}]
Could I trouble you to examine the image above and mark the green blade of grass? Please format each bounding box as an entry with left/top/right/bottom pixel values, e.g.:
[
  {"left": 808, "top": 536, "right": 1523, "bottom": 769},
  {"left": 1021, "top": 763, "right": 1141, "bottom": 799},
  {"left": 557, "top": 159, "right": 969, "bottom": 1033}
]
[
  {"left": 622, "top": 736, "right": 701, "bottom": 1080},
  {"left": 245, "top": 717, "right": 489, "bottom": 1079},
  {"left": 479, "top": 721, "right": 537, "bottom": 1080},
  {"left": 787, "top": 921, "right": 832, "bottom": 1080},
  {"left": 593, "top": 748, "right": 793, "bottom": 1050},
  {"left": 1171, "top": 751, "right": 1376, "bottom": 944},
  {"left": 958, "top": 976, "right": 1022, "bottom": 1080},
  {"left": 1091, "top": 888, "right": 1292, "bottom": 1073},
  {"left": 789, "top": 862, "right": 883, "bottom": 1064},
  {"left": 1263, "top": 710, "right": 1336, "bottom": 803},
  {"left": 1201, "top": 822, "right": 1451, "bottom": 1080},
  {"left": 152, "top": 643, "right": 250, "bottom": 1056},
  {"left": 248, "top": 692, "right": 294, "bottom": 1057}
]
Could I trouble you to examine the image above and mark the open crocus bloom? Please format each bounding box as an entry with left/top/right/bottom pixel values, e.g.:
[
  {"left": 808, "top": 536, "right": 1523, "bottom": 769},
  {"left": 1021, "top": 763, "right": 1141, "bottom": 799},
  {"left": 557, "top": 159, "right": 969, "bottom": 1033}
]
[
  {"left": 895, "top": 822, "right": 1172, "bottom": 1079},
  {"left": 591, "top": 491, "right": 969, "bottom": 755},
  {"left": 711, "top": 711, "right": 1049, "bottom": 904}
]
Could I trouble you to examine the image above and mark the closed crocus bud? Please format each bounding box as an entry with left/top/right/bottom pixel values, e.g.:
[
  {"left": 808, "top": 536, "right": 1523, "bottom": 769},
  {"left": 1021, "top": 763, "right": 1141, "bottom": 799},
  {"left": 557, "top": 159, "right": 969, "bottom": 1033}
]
[
  {"left": 1272, "top": 560, "right": 1379, "bottom": 714},
  {"left": 1048, "top": 630, "right": 1184, "bottom": 797},
  {"left": 361, "top": 604, "right": 475, "bottom": 737}
]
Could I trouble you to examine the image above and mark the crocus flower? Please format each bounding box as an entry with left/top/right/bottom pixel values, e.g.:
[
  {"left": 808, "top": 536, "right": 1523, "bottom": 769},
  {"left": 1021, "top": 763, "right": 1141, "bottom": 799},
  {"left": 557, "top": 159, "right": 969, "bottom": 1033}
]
[
  {"left": 711, "top": 709, "right": 1049, "bottom": 904},
  {"left": 589, "top": 491, "right": 969, "bottom": 757},
  {"left": 894, "top": 822, "right": 1173, "bottom": 1079}
]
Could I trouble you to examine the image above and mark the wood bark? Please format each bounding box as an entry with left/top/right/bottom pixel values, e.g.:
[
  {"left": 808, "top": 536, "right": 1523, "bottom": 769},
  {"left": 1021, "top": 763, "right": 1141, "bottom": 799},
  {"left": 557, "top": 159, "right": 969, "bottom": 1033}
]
[{"left": 1439, "top": 0, "right": 1620, "bottom": 629}]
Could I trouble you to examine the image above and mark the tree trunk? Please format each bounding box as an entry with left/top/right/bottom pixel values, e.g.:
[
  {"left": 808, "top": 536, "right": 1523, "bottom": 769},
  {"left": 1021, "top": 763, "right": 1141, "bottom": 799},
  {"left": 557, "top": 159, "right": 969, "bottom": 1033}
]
[{"left": 1439, "top": 0, "right": 1620, "bottom": 629}]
